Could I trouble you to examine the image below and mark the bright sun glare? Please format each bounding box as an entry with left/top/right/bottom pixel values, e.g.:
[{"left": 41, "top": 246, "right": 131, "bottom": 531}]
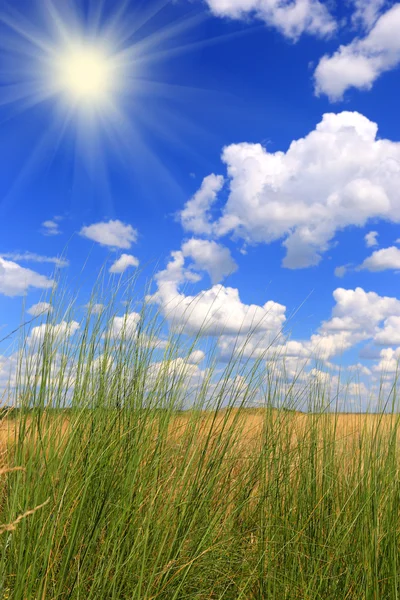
[
  {"left": 55, "top": 45, "right": 114, "bottom": 105},
  {"left": 0, "top": 0, "right": 208, "bottom": 171}
]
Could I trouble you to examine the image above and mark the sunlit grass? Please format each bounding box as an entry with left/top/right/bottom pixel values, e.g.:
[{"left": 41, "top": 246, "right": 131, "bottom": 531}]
[{"left": 1, "top": 279, "right": 400, "bottom": 599}]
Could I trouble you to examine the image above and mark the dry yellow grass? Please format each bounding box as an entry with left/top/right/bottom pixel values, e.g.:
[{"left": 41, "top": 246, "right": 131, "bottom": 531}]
[{"left": 2, "top": 408, "right": 400, "bottom": 454}]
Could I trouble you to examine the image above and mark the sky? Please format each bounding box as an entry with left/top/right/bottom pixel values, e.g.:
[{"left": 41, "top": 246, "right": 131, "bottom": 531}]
[{"left": 1, "top": 0, "right": 400, "bottom": 409}]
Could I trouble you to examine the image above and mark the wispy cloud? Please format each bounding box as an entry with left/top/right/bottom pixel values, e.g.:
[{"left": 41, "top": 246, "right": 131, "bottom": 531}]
[
  {"left": 0, "top": 252, "right": 69, "bottom": 268},
  {"left": 27, "top": 302, "right": 53, "bottom": 317},
  {"left": 41, "top": 216, "right": 63, "bottom": 236}
]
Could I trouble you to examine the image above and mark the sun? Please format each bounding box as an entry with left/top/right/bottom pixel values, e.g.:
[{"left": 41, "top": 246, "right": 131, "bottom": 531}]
[
  {"left": 0, "top": 0, "right": 215, "bottom": 188},
  {"left": 55, "top": 44, "right": 115, "bottom": 105}
]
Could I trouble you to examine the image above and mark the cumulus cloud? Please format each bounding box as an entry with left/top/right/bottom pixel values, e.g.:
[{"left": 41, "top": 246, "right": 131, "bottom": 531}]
[
  {"left": 359, "top": 246, "right": 400, "bottom": 272},
  {"left": 375, "top": 316, "right": 400, "bottom": 346},
  {"left": 364, "top": 230, "right": 379, "bottom": 248},
  {"left": 148, "top": 250, "right": 286, "bottom": 337},
  {"left": 80, "top": 220, "right": 137, "bottom": 249},
  {"left": 146, "top": 357, "right": 205, "bottom": 403},
  {"left": 0, "top": 252, "right": 68, "bottom": 268},
  {"left": 150, "top": 241, "right": 400, "bottom": 365},
  {"left": 28, "top": 320, "right": 80, "bottom": 346},
  {"left": 187, "top": 349, "right": 206, "bottom": 364},
  {"left": 181, "top": 112, "right": 400, "bottom": 269},
  {"left": 181, "top": 239, "right": 237, "bottom": 284},
  {"left": 315, "top": 4, "right": 400, "bottom": 101},
  {"left": 373, "top": 347, "right": 400, "bottom": 374},
  {"left": 27, "top": 302, "right": 53, "bottom": 317},
  {"left": 107, "top": 312, "right": 141, "bottom": 339},
  {"left": 204, "top": 0, "right": 336, "bottom": 40},
  {"left": 0, "top": 257, "right": 53, "bottom": 297},
  {"left": 109, "top": 253, "right": 139, "bottom": 274},
  {"left": 180, "top": 175, "right": 224, "bottom": 236},
  {"left": 347, "top": 362, "right": 372, "bottom": 376},
  {"left": 237, "top": 286, "right": 400, "bottom": 363},
  {"left": 312, "top": 287, "right": 400, "bottom": 358}
]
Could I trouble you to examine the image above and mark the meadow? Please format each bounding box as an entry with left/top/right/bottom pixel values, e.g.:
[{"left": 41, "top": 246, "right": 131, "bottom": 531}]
[{"left": 1, "top": 287, "right": 400, "bottom": 599}]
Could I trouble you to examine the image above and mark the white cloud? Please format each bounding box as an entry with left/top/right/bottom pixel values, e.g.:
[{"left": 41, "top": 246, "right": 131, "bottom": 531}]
[
  {"left": 312, "top": 287, "right": 400, "bottom": 358},
  {"left": 347, "top": 362, "right": 372, "bottom": 376},
  {"left": 180, "top": 174, "right": 224, "bottom": 236},
  {"left": 217, "top": 333, "right": 311, "bottom": 367},
  {"left": 350, "top": 0, "right": 386, "bottom": 30},
  {"left": 148, "top": 250, "right": 286, "bottom": 337},
  {"left": 0, "top": 352, "right": 18, "bottom": 391},
  {"left": 41, "top": 218, "right": 62, "bottom": 236},
  {"left": 373, "top": 347, "right": 400, "bottom": 373},
  {"left": 187, "top": 349, "right": 206, "bottom": 364},
  {"left": 0, "top": 257, "right": 53, "bottom": 297},
  {"left": 334, "top": 265, "right": 348, "bottom": 278},
  {"left": 181, "top": 112, "right": 400, "bottom": 269},
  {"left": 27, "top": 302, "right": 53, "bottom": 317},
  {"left": 181, "top": 239, "right": 237, "bottom": 284},
  {"left": 239, "top": 286, "right": 400, "bottom": 363},
  {"left": 107, "top": 312, "right": 141, "bottom": 339},
  {"left": 80, "top": 220, "right": 137, "bottom": 249},
  {"left": 150, "top": 243, "right": 400, "bottom": 364},
  {"left": 109, "top": 253, "right": 139, "bottom": 274},
  {"left": 359, "top": 246, "right": 400, "bottom": 272},
  {"left": 146, "top": 357, "right": 205, "bottom": 402},
  {"left": 0, "top": 252, "right": 68, "bottom": 268},
  {"left": 315, "top": 4, "right": 400, "bottom": 101},
  {"left": 28, "top": 320, "right": 80, "bottom": 346},
  {"left": 375, "top": 316, "right": 400, "bottom": 346},
  {"left": 364, "top": 230, "right": 379, "bottom": 248},
  {"left": 204, "top": 0, "right": 336, "bottom": 40},
  {"left": 87, "top": 303, "right": 105, "bottom": 315}
]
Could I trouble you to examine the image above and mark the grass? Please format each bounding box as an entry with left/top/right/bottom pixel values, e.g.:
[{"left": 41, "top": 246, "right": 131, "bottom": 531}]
[{"left": 1, "top": 283, "right": 400, "bottom": 598}]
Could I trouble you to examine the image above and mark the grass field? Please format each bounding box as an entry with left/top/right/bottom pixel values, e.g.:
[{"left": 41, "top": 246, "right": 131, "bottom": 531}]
[{"left": 1, "top": 294, "right": 400, "bottom": 599}]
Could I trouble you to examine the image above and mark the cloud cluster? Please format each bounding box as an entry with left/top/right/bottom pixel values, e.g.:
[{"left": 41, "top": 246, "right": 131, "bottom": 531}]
[
  {"left": 149, "top": 248, "right": 286, "bottom": 337},
  {"left": 312, "top": 287, "right": 400, "bottom": 358},
  {"left": 315, "top": 4, "right": 400, "bottom": 100},
  {"left": 181, "top": 112, "right": 400, "bottom": 269},
  {"left": 217, "top": 286, "right": 400, "bottom": 363}
]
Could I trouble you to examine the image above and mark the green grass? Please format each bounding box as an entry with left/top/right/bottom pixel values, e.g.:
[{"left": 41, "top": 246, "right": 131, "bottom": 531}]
[{"left": 1, "top": 285, "right": 400, "bottom": 599}]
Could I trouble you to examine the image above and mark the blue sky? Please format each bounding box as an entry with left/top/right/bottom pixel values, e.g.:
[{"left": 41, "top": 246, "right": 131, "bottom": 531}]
[{"left": 1, "top": 0, "right": 400, "bottom": 407}]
